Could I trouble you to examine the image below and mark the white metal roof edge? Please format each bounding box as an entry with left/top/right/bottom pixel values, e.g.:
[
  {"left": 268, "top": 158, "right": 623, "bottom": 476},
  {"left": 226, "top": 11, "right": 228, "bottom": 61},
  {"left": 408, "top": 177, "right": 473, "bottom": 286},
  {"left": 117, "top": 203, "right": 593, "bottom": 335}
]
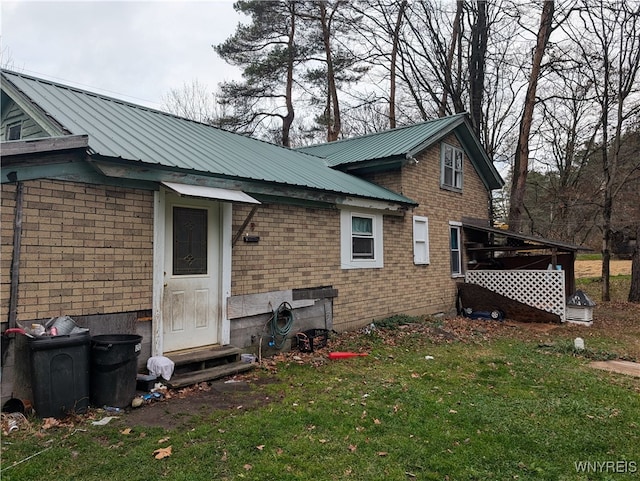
[{"left": 161, "top": 181, "right": 260, "bottom": 204}]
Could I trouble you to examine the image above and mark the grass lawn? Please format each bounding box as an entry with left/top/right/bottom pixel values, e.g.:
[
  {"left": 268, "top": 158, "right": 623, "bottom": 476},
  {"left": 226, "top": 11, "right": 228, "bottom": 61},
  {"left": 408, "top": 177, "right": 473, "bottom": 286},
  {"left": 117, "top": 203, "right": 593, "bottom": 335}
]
[{"left": 2, "top": 279, "right": 639, "bottom": 480}]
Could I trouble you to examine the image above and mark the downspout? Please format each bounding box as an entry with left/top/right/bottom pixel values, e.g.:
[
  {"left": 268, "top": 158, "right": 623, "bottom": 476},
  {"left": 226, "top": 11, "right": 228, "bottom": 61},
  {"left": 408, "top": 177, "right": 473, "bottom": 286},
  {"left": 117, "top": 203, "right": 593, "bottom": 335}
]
[{"left": 2, "top": 179, "right": 24, "bottom": 366}]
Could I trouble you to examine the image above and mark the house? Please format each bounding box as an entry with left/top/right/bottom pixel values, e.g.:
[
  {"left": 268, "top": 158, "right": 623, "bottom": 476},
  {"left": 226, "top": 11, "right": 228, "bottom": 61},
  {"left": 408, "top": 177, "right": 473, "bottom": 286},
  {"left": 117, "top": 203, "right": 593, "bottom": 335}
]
[{"left": 1, "top": 69, "right": 503, "bottom": 405}]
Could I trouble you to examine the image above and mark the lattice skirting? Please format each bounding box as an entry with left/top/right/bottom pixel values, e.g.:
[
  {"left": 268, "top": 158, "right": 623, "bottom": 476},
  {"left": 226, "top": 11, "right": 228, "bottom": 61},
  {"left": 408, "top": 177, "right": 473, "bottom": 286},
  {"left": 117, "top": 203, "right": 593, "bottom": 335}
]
[{"left": 466, "top": 270, "right": 566, "bottom": 322}]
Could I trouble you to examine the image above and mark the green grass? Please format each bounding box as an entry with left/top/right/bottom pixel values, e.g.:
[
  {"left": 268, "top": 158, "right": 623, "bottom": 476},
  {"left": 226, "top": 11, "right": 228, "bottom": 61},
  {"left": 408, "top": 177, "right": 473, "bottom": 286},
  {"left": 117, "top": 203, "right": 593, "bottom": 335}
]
[
  {"left": 576, "top": 275, "right": 631, "bottom": 303},
  {"left": 576, "top": 253, "right": 603, "bottom": 261},
  {"left": 2, "top": 321, "right": 639, "bottom": 481}
]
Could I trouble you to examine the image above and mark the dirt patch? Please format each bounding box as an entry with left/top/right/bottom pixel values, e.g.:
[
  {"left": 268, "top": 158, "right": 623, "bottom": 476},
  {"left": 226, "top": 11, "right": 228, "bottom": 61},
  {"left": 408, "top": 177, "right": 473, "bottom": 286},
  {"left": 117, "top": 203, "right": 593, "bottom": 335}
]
[
  {"left": 575, "top": 259, "right": 631, "bottom": 278},
  {"left": 116, "top": 376, "right": 278, "bottom": 430}
]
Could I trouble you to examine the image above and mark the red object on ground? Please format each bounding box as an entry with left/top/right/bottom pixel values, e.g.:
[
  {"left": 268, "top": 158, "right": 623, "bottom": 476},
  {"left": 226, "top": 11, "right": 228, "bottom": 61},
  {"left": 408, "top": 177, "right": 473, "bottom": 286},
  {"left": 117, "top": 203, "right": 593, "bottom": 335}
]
[{"left": 328, "top": 352, "right": 369, "bottom": 360}]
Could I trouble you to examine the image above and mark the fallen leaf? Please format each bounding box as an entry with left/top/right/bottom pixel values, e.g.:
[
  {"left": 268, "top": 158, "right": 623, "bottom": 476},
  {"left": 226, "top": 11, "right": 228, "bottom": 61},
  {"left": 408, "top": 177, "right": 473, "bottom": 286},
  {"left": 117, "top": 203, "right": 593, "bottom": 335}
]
[
  {"left": 153, "top": 446, "right": 172, "bottom": 459},
  {"left": 256, "top": 445, "right": 265, "bottom": 451},
  {"left": 221, "top": 450, "right": 228, "bottom": 461},
  {"left": 449, "top": 409, "right": 458, "bottom": 414},
  {"left": 121, "top": 428, "right": 132, "bottom": 435},
  {"left": 244, "top": 464, "right": 253, "bottom": 470},
  {"left": 374, "top": 418, "right": 381, "bottom": 425},
  {"left": 158, "top": 437, "right": 170, "bottom": 444},
  {"left": 276, "top": 448, "right": 284, "bottom": 455},
  {"left": 348, "top": 444, "right": 357, "bottom": 452},
  {"left": 377, "top": 451, "right": 388, "bottom": 456},
  {"left": 411, "top": 372, "right": 420, "bottom": 378},
  {"left": 42, "top": 418, "right": 60, "bottom": 429}
]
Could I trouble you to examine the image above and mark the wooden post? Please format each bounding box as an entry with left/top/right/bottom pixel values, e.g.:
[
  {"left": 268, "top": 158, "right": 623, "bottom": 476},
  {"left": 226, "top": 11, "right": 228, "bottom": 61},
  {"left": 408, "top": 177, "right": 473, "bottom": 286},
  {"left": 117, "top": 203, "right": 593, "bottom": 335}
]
[{"left": 8, "top": 181, "right": 24, "bottom": 330}]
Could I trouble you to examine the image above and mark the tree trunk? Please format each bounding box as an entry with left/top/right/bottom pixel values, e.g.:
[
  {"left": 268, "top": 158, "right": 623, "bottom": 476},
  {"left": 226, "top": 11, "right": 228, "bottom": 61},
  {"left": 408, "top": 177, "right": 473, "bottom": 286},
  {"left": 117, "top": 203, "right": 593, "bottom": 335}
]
[
  {"left": 508, "top": 0, "right": 554, "bottom": 233},
  {"left": 389, "top": 0, "right": 407, "bottom": 129},
  {"left": 469, "top": 0, "right": 487, "bottom": 136},
  {"left": 439, "top": 0, "right": 463, "bottom": 117},
  {"left": 281, "top": 2, "right": 296, "bottom": 147},
  {"left": 320, "top": 2, "right": 341, "bottom": 142},
  {"left": 629, "top": 223, "right": 640, "bottom": 302}
]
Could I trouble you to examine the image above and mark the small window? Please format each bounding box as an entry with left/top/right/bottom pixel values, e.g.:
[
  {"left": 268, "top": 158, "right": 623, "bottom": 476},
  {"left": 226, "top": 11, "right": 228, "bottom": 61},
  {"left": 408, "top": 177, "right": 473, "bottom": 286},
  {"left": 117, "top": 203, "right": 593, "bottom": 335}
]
[
  {"left": 413, "top": 216, "right": 430, "bottom": 265},
  {"left": 6, "top": 122, "right": 22, "bottom": 141},
  {"left": 173, "top": 207, "right": 208, "bottom": 275},
  {"left": 449, "top": 223, "right": 463, "bottom": 276},
  {"left": 352, "top": 216, "right": 374, "bottom": 259},
  {"left": 340, "top": 210, "right": 384, "bottom": 269},
  {"left": 441, "top": 143, "right": 463, "bottom": 190}
]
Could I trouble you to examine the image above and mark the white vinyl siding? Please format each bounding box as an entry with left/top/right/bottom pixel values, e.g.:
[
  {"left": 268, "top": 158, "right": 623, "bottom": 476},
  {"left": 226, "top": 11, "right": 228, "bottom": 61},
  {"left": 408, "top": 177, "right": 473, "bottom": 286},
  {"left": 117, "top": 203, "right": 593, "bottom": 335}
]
[{"left": 412, "top": 216, "right": 430, "bottom": 265}]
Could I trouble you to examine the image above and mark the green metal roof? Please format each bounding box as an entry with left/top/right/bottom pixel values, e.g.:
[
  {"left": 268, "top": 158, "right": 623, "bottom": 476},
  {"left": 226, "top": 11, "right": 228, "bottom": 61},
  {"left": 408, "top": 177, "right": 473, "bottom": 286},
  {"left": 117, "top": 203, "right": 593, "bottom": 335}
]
[
  {"left": 1, "top": 70, "right": 416, "bottom": 207},
  {"left": 297, "top": 114, "right": 504, "bottom": 190}
]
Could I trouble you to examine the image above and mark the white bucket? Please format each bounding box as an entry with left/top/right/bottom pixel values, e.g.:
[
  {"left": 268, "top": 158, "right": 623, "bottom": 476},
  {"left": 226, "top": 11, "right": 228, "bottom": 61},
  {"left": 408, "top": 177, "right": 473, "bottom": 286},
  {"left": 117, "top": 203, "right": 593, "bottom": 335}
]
[{"left": 241, "top": 353, "right": 256, "bottom": 363}]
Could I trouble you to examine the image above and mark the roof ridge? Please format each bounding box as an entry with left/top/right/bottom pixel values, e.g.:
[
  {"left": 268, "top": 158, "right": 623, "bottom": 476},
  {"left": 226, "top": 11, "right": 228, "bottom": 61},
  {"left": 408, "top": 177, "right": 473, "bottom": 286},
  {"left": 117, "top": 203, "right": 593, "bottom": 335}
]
[
  {"left": 299, "top": 112, "right": 468, "bottom": 148},
  {"left": 1, "top": 68, "right": 313, "bottom": 153},
  {"left": 1, "top": 68, "right": 228, "bottom": 132}
]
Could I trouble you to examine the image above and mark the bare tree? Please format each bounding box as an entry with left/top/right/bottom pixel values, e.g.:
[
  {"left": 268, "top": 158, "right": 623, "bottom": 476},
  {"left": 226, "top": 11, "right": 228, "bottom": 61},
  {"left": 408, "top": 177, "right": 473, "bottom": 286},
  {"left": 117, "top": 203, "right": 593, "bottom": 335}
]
[
  {"left": 161, "top": 79, "right": 225, "bottom": 125},
  {"left": 508, "top": 0, "right": 555, "bottom": 232},
  {"left": 564, "top": 1, "right": 640, "bottom": 300}
]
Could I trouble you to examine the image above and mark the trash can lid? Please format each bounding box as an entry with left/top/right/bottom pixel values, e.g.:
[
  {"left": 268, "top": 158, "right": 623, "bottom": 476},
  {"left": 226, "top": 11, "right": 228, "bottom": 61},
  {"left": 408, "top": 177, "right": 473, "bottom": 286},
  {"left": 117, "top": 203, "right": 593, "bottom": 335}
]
[
  {"left": 566, "top": 290, "right": 596, "bottom": 307},
  {"left": 91, "top": 334, "right": 142, "bottom": 345}
]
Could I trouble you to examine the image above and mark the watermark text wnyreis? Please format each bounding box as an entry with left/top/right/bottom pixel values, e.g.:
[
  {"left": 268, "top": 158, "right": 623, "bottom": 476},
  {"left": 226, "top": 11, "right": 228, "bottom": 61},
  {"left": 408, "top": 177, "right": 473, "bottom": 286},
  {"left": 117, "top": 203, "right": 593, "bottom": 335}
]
[{"left": 574, "top": 460, "right": 637, "bottom": 474}]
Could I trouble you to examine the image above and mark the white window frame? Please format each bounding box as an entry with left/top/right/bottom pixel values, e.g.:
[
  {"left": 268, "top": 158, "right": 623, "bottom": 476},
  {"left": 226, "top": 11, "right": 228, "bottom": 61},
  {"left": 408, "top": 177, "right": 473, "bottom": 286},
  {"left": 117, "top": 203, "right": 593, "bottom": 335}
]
[
  {"left": 449, "top": 221, "right": 463, "bottom": 277},
  {"left": 412, "top": 216, "right": 430, "bottom": 265},
  {"left": 340, "top": 209, "right": 384, "bottom": 269},
  {"left": 441, "top": 143, "right": 464, "bottom": 191}
]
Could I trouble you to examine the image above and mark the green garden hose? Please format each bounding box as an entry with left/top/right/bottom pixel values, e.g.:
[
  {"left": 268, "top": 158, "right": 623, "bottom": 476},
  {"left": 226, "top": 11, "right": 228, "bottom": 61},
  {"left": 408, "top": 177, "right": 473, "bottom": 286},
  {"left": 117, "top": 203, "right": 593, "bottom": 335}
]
[{"left": 269, "top": 301, "right": 294, "bottom": 349}]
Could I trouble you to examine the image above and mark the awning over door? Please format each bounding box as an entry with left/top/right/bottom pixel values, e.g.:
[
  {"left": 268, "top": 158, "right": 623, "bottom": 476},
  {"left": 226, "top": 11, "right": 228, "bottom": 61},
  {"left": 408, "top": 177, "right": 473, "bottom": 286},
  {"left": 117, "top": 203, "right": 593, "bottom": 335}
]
[{"left": 162, "top": 181, "right": 260, "bottom": 204}]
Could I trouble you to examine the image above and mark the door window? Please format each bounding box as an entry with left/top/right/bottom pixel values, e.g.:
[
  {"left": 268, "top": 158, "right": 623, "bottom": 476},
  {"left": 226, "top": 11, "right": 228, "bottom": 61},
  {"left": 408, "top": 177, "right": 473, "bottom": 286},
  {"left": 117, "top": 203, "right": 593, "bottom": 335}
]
[{"left": 173, "top": 206, "right": 208, "bottom": 275}]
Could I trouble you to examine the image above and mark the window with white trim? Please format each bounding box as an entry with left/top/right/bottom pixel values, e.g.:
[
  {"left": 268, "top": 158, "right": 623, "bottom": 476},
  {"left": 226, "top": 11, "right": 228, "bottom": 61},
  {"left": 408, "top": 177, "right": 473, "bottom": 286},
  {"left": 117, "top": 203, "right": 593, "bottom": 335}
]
[
  {"left": 441, "top": 143, "right": 463, "bottom": 190},
  {"left": 412, "top": 216, "right": 430, "bottom": 265},
  {"left": 449, "top": 222, "right": 463, "bottom": 276},
  {"left": 340, "top": 210, "right": 384, "bottom": 269}
]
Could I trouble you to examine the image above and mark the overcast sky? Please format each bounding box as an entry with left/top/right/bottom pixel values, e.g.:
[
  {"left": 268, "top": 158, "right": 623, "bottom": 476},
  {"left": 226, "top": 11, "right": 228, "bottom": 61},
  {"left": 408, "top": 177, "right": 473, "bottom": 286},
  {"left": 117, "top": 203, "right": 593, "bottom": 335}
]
[{"left": 1, "top": 0, "right": 245, "bottom": 110}]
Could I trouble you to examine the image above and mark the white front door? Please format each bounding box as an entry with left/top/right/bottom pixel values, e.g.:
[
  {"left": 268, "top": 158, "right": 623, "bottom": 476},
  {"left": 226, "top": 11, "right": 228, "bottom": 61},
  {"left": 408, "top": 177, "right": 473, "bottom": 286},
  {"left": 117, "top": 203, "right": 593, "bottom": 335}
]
[{"left": 162, "top": 194, "right": 221, "bottom": 352}]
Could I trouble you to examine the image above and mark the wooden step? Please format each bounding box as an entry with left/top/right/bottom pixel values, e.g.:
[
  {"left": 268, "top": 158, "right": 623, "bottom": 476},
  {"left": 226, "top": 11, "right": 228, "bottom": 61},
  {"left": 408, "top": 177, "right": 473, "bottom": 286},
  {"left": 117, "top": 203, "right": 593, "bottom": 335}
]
[
  {"left": 167, "top": 361, "right": 255, "bottom": 389},
  {"left": 168, "top": 345, "right": 242, "bottom": 368}
]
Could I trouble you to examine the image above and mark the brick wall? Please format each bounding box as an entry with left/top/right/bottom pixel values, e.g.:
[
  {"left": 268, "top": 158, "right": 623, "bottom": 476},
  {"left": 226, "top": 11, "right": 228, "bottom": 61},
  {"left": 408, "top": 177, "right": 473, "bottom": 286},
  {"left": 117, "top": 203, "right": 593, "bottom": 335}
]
[
  {"left": 1, "top": 180, "right": 154, "bottom": 321},
  {"left": 231, "top": 204, "right": 340, "bottom": 295},
  {"left": 1, "top": 133, "right": 491, "bottom": 332},
  {"left": 231, "top": 134, "right": 492, "bottom": 331}
]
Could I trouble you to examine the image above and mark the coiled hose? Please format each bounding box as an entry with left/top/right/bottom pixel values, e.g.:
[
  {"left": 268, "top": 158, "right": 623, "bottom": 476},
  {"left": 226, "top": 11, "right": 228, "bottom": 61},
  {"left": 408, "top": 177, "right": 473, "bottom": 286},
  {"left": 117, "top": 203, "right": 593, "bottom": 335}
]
[{"left": 269, "top": 301, "right": 294, "bottom": 349}]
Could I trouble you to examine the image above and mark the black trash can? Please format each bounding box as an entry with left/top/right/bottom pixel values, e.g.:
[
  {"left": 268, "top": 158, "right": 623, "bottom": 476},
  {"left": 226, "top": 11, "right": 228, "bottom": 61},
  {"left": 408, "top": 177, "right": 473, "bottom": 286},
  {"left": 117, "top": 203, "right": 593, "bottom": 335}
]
[
  {"left": 90, "top": 334, "right": 142, "bottom": 408},
  {"left": 29, "top": 331, "right": 90, "bottom": 418}
]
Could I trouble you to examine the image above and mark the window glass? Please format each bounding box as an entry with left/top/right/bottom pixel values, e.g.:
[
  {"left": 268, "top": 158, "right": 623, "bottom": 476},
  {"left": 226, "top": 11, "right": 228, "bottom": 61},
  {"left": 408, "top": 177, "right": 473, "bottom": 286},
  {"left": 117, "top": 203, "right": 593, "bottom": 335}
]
[
  {"left": 6, "top": 123, "right": 21, "bottom": 141},
  {"left": 340, "top": 210, "right": 383, "bottom": 269},
  {"left": 450, "top": 225, "right": 462, "bottom": 276},
  {"left": 441, "top": 143, "right": 463, "bottom": 190},
  {"left": 173, "top": 207, "right": 208, "bottom": 275},
  {"left": 352, "top": 216, "right": 374, "bottom": 259}
]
